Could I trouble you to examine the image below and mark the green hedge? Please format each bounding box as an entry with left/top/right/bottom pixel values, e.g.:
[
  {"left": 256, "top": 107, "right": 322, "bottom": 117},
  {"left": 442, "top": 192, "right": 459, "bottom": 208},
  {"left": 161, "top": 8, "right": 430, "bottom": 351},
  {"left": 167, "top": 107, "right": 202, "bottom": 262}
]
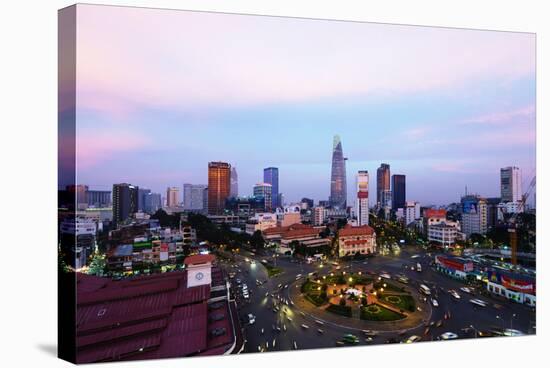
[
  {"left": 360, "top": 304, "right": 404, "bottom": 321},
  {"left": 326, "top": 303, "right": 352, "bottom": 317}
]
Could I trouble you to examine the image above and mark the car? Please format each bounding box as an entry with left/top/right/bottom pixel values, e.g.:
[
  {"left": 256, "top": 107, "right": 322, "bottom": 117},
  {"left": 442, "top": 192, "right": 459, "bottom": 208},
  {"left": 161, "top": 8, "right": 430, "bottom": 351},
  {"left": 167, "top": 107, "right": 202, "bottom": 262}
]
[
  {"left": 342, "top": 334, "right": 360, "bottom": 344},
  {"left": 317, "top": 329, "right": 324, "bottom": 334},
  {"left": 438, "top": 332, "right": 458, "bottom": 340},
  {"left": 404, "top": 335, "right": 422, "bottom": 343},
  {"left": 460, "top": 287, "right": 472, "bottom": 294},
  {"left": 436, "top": 320, "right": 443, "bottom": 327},
  {"left": 431, "top": 299, "right": 439, "bottom": 307},
  {"left": 265, "top": 292, "right": 269, "bottom": 297},
  {"left": 247, "top": 314, "right": 256, "bottom": 324},
  {"left": 301, "top": 324, "right": 309, "bottom": 329},
  {"left": 315, "top": 320, "right": 325, "bottom": 326},
  {"left": 380, "top": 273, "right": 391, "bottom": 279},
  {"left": 469, "top": 299, "right": 488, "bottom": 307},
  {"left": 293, "top": 341, "right": 298, "bottom": 350},
  {"left": 449, "top": 290, "right": 461, "bottom": 299},
  {"left": 286, "top": 316, "right": 292, "bottom": 322},
  {"left": 362, "top": 330, "right": 378, "bottom": 337}
]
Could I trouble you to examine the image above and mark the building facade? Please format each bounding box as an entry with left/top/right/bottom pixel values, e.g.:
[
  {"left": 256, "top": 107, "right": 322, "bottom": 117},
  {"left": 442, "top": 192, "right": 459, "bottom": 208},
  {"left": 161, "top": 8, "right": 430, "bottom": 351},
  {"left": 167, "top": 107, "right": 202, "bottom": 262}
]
[
  {"left": 338, "top": 224, "right": 376, "bottom": 257},
  {"left": 112, "top": 183, "right": 139, "bottom": 226},
  {"left": 391, "top": 174, "right": 406, "bottom": 211},
  {"left": 253, "top": 183, "right": 273, "bottom": 212},
  {"left": 208, "top": 162, "right": 231, "bottom": 215},
  {"left": 404, "top": 201, "right": 420, "bottom": 226},
  {"left": 86, "top": 190, "right": 111, "bottom": 208},
  {"left": 428, "top": 222, "right": 459, "bottom": 247},
  {"left": 230, "top": 167, "right": 239, "bottom": 198},
  {"left": 355, "top": 170, "right": 369, "bottom": 226},
  {"left": 461, "top": 195, "right": 488, "bottom": 237},
  {"left": 500, "top": 166, "right": 522, "bottom": 203},
  {"left": 263, "top": 167, "right": 279, "bottom": 209},
  {"left": 376, "top": 163, "right": 390, "bottom": 207},
  {"left": 329, "top": 135, "right": 347, "bottom": 209},
  {"left": 183, "top": 184, "right": 208, "bottom": 211}
]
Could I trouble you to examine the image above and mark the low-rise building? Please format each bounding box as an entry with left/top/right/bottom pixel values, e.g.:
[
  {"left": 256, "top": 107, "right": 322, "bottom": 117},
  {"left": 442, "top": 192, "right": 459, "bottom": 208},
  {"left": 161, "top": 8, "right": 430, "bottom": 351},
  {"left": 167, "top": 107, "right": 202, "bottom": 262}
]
[
  {"left": 486, "top": 270, "right": 536, "bottom": 306},
  {"left": 245, "top": 213, "right": 277, "bottom": 235},
  {"left": 428, "top": 220, "right": 460, "bottom": 247},
  {"left": 337, "top": 224, "right": 376, "bottom": 258},
  {"left": 434, "top": 255, "right": 473, "bottom": 280}
]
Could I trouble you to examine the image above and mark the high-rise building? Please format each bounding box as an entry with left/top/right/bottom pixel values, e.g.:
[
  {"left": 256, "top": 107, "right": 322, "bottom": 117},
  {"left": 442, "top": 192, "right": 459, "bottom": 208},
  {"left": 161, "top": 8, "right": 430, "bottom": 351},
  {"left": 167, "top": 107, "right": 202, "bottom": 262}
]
[
  {"left": 184, "top": 184, "right": 208, "bottom": 211},
  {"left": 355, "top": 171, "right": 369, "bottom": 226},
  {"left": 381, "top": 190, "right": 392, "bottom": 209},
  {"left": 376, "top": 163, "right": 390, "bottom": 207},
  {"left": 461, "top": 195, "right": 488, "bottom": 237},
  {"left": 87, "top": 190, "right": 111, "bottom": 208},
  {"left": 166, "top": 187, "right": 180, "bottom": 207},
  {"left": 208, "top": 162, "right": 231, "bottom": 215},
  {"left": 391, "top": 174, "right": 406, "bottom": 210},
  {"left": 313, "top": 206, "right": 326, "bottom": 226},
  {"left": 329, "top": 135, "right": 347, "bottom": 209},
  {"left": 112, "top": 183, "right": 139, "bottom": 226},
  {"left": 143, "top": 192, "right": 161, "bottom": 214},
  {"left": 253, "top": 183, "right": 273, "bottom": 212},
  {"left": 66, "top": 185, "right": 89, "bottom": 209},
  {"left": 263, "top": 167, "right": 279, "bottom": 208},
  {"left": 230, "top": 167, "right": 239, "bottom": 198},
  {"left": 500, "top": 166, "right": 522, "bottom": 203},
  {"left": 137, "top": 188, "right": 151, "bottom": 212},
  {"left": 404, "top": 201, "right": 420, "bottom": 225}
]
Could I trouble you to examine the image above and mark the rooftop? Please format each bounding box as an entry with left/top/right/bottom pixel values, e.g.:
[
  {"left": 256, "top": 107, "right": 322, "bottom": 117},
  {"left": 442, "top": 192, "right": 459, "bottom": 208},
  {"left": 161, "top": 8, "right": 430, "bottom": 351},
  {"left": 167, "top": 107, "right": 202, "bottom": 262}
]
[
  {"left": 75, "top": 267, "right": 238, "bottom": 363},
  {"left": 338, "top": 224, "right": 375, "bottom": 237}
]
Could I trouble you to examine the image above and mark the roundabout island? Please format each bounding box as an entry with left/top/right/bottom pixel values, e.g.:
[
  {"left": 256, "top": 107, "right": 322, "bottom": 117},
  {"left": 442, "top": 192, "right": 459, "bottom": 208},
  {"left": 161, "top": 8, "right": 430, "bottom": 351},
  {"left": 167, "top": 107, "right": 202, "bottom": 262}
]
[{"left": 289, "top": 271, "right": 432, "bottom": 333}]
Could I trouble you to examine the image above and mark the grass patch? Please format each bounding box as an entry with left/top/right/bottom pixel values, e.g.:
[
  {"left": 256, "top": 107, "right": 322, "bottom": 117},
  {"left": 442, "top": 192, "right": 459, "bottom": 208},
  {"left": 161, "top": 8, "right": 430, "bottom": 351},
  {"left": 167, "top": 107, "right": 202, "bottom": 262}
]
[
  {"left": 360, "top": 304, "right": 404, "bottom": 321},
  {"left": 326, "top": 303, "right": 352, "bottom": 317},
  {"left": 305, "top": 294, "right": 326, "bottom": 307},
  {"left": 264, "top": 263, "right": 283, "bottom": 277},
  {"left": 381, "top": 294, "right": 416, "bottom": 313}
]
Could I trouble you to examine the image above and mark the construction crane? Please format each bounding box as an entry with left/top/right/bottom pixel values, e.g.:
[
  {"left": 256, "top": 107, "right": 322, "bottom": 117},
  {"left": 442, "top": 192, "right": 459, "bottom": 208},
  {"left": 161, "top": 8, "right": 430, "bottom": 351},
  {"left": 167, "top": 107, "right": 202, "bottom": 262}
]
[{"left": 508, "top": 175, "right": 536, "bottom": 265}]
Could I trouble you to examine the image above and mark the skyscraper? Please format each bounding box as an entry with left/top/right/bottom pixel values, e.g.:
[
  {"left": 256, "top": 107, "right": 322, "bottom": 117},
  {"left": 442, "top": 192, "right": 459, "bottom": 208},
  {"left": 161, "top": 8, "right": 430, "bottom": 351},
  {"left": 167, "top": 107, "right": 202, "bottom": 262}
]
[
  {"left": 355, "top": 171, "right": 369, "bottom": 226},
  {"left": 263, "top": 167, "right": 279, "bottom": 208},
  {"left": 230, "top": 167, "right": 239, "bottom": 198},
  {"left": 137, "top": 188, "right": 151, "bottom": 212},
  {"left": 391, "top": 174, "right": 406, "bottom": 210},
  {"left": 500, "top": 166, "right": 522, "bottom": 203},
  {"left": 166, "top": 187, "right": 180, "bottom": 207},
  {"left": 183, "top": 184, "right": 208, "bottom": 211},
  {"left": 112, "top": 183, "right": 139, "bottom": 226},
  {"left": 208, "top": 162, "right": 231, "bottom": 215},
  {"left": 329, "top": 135, "right": 347, "bottom": 209},
  {"left": 376, "top": 163, "right": 391, "bottom": 207},
  {"left": 253, "top": 183, "right": 273, "bottom": 212}
]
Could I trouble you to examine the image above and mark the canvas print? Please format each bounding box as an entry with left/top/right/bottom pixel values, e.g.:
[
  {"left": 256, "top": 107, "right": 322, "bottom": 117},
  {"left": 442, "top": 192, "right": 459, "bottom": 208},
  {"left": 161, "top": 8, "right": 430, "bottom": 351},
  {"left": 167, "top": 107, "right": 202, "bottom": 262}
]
[{"left": 58, "top": 4, "right": 536, "bottom": 364}]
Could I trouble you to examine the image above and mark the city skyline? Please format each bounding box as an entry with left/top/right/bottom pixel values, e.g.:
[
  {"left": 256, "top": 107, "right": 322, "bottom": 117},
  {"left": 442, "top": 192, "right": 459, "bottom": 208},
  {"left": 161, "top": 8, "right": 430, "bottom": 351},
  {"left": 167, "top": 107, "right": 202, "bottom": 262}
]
[{"left": 66, "top": 5, "right": 536, "bottom": 206}]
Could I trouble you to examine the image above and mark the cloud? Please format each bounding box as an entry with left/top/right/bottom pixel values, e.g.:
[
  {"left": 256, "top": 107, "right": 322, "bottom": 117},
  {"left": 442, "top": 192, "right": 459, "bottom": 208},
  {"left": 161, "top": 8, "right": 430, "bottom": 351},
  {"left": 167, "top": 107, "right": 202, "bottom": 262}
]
[
  {"left": 461, "top": 105, "right": 535, "bottom": 125},
  {"left": 73, "top": 4, "right": 536, "bottom": 121},
  {"left": 76, "top": 131, "right": 151, "bottom": 169}
]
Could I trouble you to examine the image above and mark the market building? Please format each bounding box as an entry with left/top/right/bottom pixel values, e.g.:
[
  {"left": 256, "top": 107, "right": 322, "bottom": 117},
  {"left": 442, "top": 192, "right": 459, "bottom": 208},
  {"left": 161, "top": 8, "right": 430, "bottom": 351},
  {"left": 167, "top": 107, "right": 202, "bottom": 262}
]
[{"left": 75, "top": 254, "right": 242, "bottom": 363}]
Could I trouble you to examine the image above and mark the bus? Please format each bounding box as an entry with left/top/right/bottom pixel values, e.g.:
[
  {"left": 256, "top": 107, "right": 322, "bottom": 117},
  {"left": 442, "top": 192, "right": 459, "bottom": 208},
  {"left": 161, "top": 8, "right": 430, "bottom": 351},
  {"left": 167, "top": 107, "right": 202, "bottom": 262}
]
[{"left": 419, "top": 284, "right": 431, "bottom": 295}]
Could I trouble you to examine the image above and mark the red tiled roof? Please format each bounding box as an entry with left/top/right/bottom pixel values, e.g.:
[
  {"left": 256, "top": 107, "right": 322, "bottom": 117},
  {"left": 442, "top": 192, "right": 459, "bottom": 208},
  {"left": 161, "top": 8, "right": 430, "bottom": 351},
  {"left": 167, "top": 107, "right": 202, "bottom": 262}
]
[
  {"left": 338, "top": 224, "right": 375, "bottom": 237},
  {"left": 184, "top": 254, "right": 215, "bottom": 266},
  {"left": 424, "top": 209, "right": 447, "bottom": 219},
  {"left": 75, "top": 269, "right": 237, "bottom": 364},
  {"left": 282, "top": 227, "right": 320, "bottom": 240}
]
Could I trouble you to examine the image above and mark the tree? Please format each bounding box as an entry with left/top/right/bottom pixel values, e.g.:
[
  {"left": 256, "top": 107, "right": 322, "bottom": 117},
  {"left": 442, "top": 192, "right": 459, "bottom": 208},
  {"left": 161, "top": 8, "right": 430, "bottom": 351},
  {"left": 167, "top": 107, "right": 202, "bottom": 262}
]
[{"left": 250, "top": 230, "right": 265, "bottom": 250}]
